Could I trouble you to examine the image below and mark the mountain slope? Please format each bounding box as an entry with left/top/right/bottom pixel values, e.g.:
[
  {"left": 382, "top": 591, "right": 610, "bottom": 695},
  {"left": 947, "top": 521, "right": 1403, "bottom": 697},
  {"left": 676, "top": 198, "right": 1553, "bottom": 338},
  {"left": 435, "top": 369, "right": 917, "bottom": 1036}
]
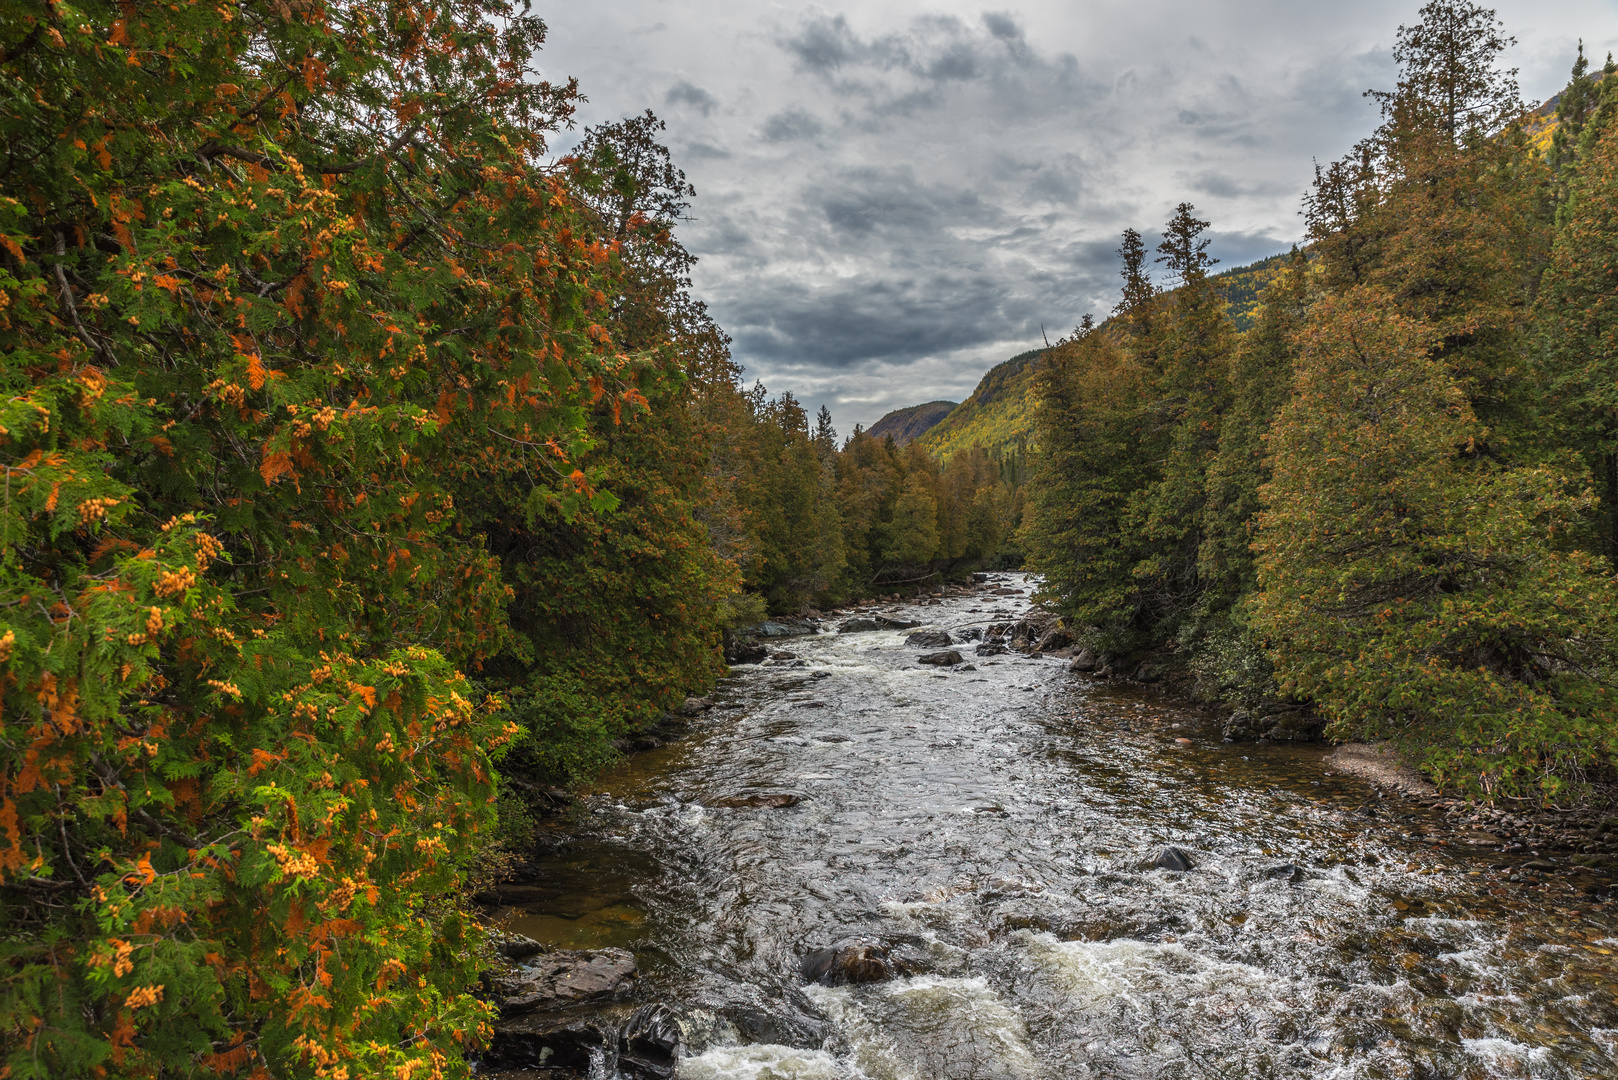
[
  {"left": 866, "top": 399, "right": 957, "bottom": 444},
  {"left": 914, "top": 348, "right": 1044, "bottom": 459}
]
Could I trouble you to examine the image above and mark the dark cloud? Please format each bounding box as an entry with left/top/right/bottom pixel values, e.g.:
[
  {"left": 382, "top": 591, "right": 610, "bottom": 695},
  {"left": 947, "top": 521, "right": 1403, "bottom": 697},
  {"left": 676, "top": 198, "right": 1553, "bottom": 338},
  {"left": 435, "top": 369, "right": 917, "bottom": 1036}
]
[
  {"left": 759, "top": 107, "right": 824, "bottom": 142},
  {"left": 665, "top": 79, "right": 718, "bottom": 115}
]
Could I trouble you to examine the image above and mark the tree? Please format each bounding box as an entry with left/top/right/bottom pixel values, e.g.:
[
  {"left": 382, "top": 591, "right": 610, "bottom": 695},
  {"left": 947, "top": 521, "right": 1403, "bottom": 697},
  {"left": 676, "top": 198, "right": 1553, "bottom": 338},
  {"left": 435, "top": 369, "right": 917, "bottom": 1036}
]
[
  {"left": 1253, "top": 290, "right": 1618, "bottom": 800},
  {"left": 1369, "top": 0, "right": 1521, "bottom": 143}
]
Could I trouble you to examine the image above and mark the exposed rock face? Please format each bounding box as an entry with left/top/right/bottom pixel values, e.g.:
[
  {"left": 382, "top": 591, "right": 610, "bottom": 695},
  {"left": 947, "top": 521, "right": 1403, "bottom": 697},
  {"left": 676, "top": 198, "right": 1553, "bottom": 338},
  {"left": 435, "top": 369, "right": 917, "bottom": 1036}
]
[
  {"left": 800, "top": 937, "right": 909, "bottom": 986},
  {"left": 917, "top": 650, "right": 963, "bottom": 666},
  {"left": 838, "top": 618, "right": 882, "bottom": 633},
  {"left": 905, "top": 630, "right": 953, "bottom": 648},
  {"left": 485, "top": 948, "right": 638, "bottom": 1017}
]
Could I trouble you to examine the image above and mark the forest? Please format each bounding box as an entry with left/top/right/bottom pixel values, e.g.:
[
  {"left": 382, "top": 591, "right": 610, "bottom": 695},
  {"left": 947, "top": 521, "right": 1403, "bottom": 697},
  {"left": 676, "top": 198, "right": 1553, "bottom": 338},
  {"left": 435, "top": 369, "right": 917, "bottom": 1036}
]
[{"left": 0, "top": 0, "right": 1613, "bottom": 1075}]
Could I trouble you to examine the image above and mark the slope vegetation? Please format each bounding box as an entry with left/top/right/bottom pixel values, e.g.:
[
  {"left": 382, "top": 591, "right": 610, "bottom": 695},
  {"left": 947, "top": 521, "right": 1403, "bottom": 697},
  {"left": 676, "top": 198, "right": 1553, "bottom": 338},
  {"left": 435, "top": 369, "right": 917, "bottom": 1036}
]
[{"left": 867, "top": 399, "right": 958, "bottom": 444}]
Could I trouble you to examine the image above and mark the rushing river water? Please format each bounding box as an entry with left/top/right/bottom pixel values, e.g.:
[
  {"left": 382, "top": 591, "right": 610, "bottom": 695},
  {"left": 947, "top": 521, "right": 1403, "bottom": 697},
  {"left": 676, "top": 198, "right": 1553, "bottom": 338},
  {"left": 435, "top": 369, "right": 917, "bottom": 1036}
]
[{"left": 489, "top": 573, "right": 1618, "bottom": 1080}]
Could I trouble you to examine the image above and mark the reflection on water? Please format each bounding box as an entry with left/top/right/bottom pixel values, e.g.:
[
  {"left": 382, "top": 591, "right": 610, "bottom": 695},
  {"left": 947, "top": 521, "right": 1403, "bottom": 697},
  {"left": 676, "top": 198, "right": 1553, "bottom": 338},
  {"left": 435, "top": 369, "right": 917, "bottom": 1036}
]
[{"left": 497, "top": 573, "right": 1618, "bottom": 1079}]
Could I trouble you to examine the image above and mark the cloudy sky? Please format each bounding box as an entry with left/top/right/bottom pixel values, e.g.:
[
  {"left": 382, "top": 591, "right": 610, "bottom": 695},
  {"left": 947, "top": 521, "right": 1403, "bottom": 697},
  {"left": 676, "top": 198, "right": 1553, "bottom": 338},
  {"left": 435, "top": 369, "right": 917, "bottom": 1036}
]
[{"left": 537, "top": 2, "right": 1618, "bottom": 433}]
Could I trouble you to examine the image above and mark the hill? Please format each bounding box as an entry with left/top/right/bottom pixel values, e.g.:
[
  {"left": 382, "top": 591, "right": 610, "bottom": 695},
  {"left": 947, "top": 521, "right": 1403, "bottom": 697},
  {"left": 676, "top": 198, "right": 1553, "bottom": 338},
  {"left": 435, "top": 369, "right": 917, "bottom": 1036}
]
[
  {"left": 866, "top": 399, "right": 958, "bottom": 444},
  {"left": 914, "top": 348, "right": 1045, "bottom": 459},
  {"left": 912, "top": 253, "right": 1289, "bottom": 461}
]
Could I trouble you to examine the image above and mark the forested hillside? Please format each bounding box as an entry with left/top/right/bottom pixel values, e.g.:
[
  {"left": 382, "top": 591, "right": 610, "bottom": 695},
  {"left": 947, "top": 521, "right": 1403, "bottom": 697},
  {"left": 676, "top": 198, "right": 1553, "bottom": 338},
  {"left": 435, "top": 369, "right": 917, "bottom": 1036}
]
[{"left": 1023, "top": 2, "right": 1618, "bottom": 805}]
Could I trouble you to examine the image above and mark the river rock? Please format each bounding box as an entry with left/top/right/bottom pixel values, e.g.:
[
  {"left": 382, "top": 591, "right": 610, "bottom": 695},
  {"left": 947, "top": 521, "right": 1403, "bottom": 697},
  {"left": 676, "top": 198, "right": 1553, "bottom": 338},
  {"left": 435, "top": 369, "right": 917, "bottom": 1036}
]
[
  {"left": 875, "top": 615, "right": 922, "bottom": 630},
  {"left": 975, "top": 643, "right": 1009, "bottom": 657},
  {"left": 1261, "top": 863, "right": 1304, "bottom": 884},
  {"left": 1152, "top": 846, "right": 1198, "bottom": 872},
  {"left": 906, "top": 630, "right": 954, "bottom": 648},
  {"left": 1069, "top": 649, "right": 1098, "bottom": 672},
  {"left": 1038, "top": 628, "right": 1074, "bottom": 652},
  {"left": 485, "top": 1012, "right": 611, "bottom": 1070},
  {"left": 957, "top": 627, "right": 983, "bottom": 641},
  {"left": 487, "top": 948, "right": 638, "bottom": 1017},
  {"left": 917, "top": 650, "right": 963, "bottom": 666},
  {"left": 679, "top": 695, "right": 713, "bottom": 716},
  {"left": 726, "top": 640, "right": 768, "bottom": 665},
  {"left": 1523, "top": 859, "right": 1559, "bottom": 871},
  {"left": 619, "top": 1003, "right": 684, "bottom": 1078},
  {"left": 838, "top": 618, "right": 881, "bottom": 633},
  {"left": 490, "top": 931, "right": 547, "bottom": 960},
  {"left": 800, "top": 937, "right": 908, "bottom": 985},
  {"left": 711, "top": 792, "right": 802, "bottom": 809}
]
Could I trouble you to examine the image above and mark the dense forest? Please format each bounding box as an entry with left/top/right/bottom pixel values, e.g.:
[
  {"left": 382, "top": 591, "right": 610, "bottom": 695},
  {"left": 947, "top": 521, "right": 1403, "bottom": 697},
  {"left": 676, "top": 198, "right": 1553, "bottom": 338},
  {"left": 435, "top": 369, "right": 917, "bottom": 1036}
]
[
  {"left": 1024, "top": 4, "right": 1618, "bottom": 806},
  {"left": 2, "top": 0, "right": 1614, "bottom": 1075}
]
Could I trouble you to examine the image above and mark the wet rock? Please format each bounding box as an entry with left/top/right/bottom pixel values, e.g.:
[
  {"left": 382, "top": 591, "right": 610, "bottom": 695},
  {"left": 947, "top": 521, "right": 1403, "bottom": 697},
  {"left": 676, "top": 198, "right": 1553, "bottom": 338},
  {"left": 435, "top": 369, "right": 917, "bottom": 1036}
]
[
  {"left": 485, "top": 1012, "right": 610, "bottom": 1070},
  {"left": 1069, "top": 648, "right": 1098, "bottom": 672},
  {"left": 905, "top": 630, "right": 954, "bottom": 648},
  {"left": 1523, "top": 859, "right": 1560, "bottom": 872},
  {"left": 711, "top": 792, "right": 802, "bottom": 809},
  {"left": 487, "top": 948, "right": 637, "bottom": 1017},
  {"left": 619, "top": 1003, "right": 683, "bottom": 1078},
  {"left": 838, "top": 618, "right": 882, "bottom": 633},
  {"left": 753, "top": 619, "right": 819, "bottom": 638},
  {"left": 724, "top": 1003, "right": 826, "bottom": 1048},
  {"left": 725, "top": 640, "right": 768, "bottom": 665},
  {"left": 984, "top": 622, "right": 1013, "bottom": 641},
  {"left": 917, "top": 650, "right": 964, "bottom": 666},
  {"left": 800, "top": 937, "right": 908, "bottom": 986},
  {"left": 1459, "top": 830, "right": 1503, "bottom": 846},
  {"left": 1261, "top": 863, "right": 1305, "bottom": 884},
  {"left": 791, "top": 701, "right": 825, "bottom": 710},
  {"left": 972, "top": 572, "right": 989, "bottom": 583},
  {"left": 491, "top": 931, "right": 547, "bottom": 960},
  {"left": 679, "top": 695, "right": 714, "bottom": 716},
  {"left": 769, "top": 651, "right": 797, "bottom": 661},
  {"left": 1152, "top": 846, "right": 1198, "bottom": 872},
  {"left": 1038, "top": 628, "right": 1074, "bottom": 652},
  {"left": 975, "top": 643, "right": 1009, "bottom": 657},
  {"left": 959, "top": 664, "right": 977, "bottom": 672},
  {"left": 875, "top": 615, "right": 922, "bottom": 630},
  {"left": 957, "top": 627, "right": 984, "bottom": 641}
]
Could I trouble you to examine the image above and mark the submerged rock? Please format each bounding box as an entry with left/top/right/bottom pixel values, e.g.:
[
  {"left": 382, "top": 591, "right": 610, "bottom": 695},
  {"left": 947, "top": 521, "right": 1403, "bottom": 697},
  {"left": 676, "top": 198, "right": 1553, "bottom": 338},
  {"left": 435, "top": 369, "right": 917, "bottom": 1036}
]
[
  {"left": 1261, "top": 863, "right": 1305, "bottom": 884},
  {"left": 905, "top": 630, "right": 954, "bottom": 648},
  {"left": 917, "top": 650, "right": 964, "bottom": 666},
  {"left": 1152, "top": 846, "right": 1198, "bottom": 872}
]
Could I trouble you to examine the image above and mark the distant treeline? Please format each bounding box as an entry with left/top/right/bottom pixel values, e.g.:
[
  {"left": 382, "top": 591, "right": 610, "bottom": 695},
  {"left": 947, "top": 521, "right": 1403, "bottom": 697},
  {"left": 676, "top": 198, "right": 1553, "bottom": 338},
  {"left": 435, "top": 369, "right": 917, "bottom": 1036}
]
[{"left": 1023, "top": 2, "right": 1618, "bottom": 803}]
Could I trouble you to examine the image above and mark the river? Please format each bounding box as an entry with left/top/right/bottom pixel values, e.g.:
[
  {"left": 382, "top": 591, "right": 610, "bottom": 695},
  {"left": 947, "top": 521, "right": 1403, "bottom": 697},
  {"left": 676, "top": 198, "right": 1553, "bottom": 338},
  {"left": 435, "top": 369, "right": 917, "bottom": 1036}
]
[{"left": 486, "top": 573, "right": 1618, "bottom": 1080}]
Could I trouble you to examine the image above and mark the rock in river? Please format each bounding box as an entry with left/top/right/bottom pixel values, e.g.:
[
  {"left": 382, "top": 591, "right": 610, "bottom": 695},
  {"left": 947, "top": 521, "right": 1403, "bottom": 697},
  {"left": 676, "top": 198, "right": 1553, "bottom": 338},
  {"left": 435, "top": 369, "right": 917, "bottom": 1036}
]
[
  {"left": 875, "top": 615, "right": 921, "bottom": 630},
  {"left": 905, "top": 630, "right": 954, "bottom": 648},
  {"left": 485, "top": 948, "right": 638, "bottom": 1017},
  {"left": 838, "top": 618, "right": 881, "bottom": 633},
  {"left": 917, "top": 650, "right": 964, "bottom": 666},
  {"left": 801, "top": 937, "right": 909, "bottom": 986},
  {"left": 619, "top": 1003, "right": 685, "bottom": 1078},
  {"left": 1069, "top": 648, "right": 1098, "bottom": 672},
  {"left": 1152, "top": 846, "right": 1198, "bottom": 872}
]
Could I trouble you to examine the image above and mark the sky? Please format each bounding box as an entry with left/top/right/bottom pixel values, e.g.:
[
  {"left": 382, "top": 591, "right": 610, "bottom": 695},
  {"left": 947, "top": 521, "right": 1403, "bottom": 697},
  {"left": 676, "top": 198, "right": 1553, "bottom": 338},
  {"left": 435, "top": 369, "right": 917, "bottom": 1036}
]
[{"left": 535, "top": 1, "right": 1618, "bottom": 433}]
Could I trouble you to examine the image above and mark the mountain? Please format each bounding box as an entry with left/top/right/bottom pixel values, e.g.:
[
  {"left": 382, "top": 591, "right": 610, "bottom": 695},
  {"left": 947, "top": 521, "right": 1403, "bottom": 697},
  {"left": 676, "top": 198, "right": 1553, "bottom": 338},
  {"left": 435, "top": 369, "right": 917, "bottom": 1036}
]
[
  {"left": 915, "top": 348, "right": 1043, "bottom": 459},
  {"left": 865, "top": 399, "right": 958, "bottom": 445}
]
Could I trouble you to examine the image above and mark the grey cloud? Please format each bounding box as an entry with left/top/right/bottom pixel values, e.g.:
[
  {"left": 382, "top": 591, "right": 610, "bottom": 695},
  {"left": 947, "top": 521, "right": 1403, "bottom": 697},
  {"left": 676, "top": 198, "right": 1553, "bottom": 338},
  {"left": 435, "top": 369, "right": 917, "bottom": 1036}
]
[
  {"left": 759, "top": 107, "right": 824, "bottom": 142},
  {"left": 982, "top": 13, "right": 1023, "bottom": 42},
  {"left": 666, "top": 79, "right": 718, "bottom": 115}
]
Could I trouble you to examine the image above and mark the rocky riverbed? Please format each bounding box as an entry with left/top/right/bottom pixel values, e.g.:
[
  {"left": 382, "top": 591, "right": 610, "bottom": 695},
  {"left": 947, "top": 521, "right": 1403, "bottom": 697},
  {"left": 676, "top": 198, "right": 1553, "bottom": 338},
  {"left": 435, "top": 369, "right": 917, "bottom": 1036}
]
[{"left": 473, "top": 572, "right": 1618, "bottom": 1079}]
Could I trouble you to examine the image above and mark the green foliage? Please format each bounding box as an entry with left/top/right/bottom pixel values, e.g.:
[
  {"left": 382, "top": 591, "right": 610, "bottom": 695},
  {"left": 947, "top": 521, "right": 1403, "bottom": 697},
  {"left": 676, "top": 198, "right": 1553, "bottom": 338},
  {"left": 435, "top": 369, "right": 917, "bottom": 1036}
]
[{"left": 915, "top": 349, "right": 1043, "bottom": 460}]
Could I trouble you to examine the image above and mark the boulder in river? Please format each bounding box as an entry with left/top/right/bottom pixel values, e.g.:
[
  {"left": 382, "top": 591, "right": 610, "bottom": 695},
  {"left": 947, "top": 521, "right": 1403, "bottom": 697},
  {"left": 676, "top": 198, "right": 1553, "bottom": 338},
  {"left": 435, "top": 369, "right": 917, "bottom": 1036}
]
[
  {"left": 917, "top": 650, "right": 963, "bottom": 666},
  {"left": 679, "top": 695, "right": 714, "bottom": 716},
  {"left": 484, "top": 948, "right": 638, "bottom": 1017},
  {"left": 838, "top": 618, "right": 881, "bottom": 633},
  {"left": 485, "top": 1012, "right": 612, "bottom": 1071},
  {"left": 725, "top": 640, "right": 768, "bottom": 665},
  {"left": 490, "top": 931, "right": 547, "bottom": 960},
  {"left": 1152, "top": 846, "right": 1198, "bottom": 872},
  {"left": 957, "top": 627, "right": 984, "bottom": 641},
  {"left": 800, "top": 937, "right": 910, "bottom": 985},
  {"left": 975, "top": 643, "right": 1009, "bottom": 657},
  {"left": 876, "top": 615, "right": 922, "bottom": 630},
  {"left": 1261, "top": 863, "right": 1305, "bottom": 884},
  {"left": 711, "top": 792, "right": 803, "bottom": 809},
  {"left": 905, "top": 630, "right": 953, "bottom": 648},
  {"left": 1069, "top": 649, "right": 1098, "bottom": 672}
]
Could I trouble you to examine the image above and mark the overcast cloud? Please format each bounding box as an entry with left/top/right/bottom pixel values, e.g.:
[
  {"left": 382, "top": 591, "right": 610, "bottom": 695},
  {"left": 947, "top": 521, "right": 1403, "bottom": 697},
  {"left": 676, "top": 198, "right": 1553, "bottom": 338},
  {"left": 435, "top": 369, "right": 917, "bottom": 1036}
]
[{"left": 536, "top": 2, "right": 1618, "bottom": 432}]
